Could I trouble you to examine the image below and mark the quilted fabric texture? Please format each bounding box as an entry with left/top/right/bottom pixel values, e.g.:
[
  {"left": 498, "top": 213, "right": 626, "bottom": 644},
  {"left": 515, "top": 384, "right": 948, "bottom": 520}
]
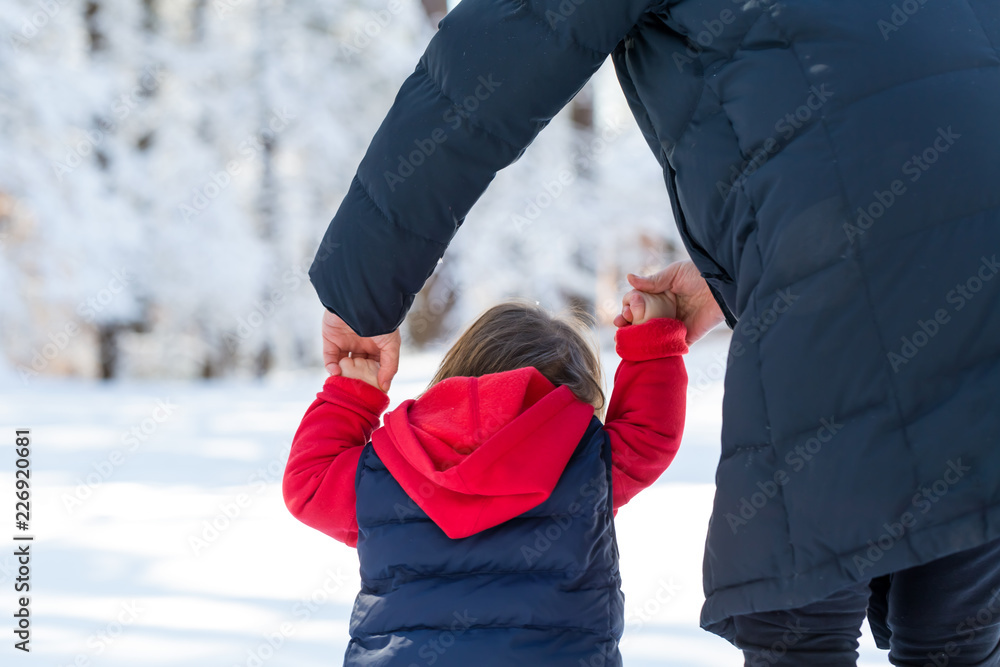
[
  {"left": 349, "top": 420, "right": 623, "bottom": 667},
  {"left": 310, "top": 0, "right": 1000, "bottom": 640}
]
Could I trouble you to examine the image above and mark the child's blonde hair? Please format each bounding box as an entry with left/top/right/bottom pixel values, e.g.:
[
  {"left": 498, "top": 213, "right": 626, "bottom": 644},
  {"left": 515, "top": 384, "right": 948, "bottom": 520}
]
[{"left": 430, "top": 301, "right": 605, "bottom": 416}]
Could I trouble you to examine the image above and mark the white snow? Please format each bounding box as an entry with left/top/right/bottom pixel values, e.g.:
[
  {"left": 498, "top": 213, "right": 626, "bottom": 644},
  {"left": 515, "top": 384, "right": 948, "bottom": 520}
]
[{"left": 0, "top": 330, "right": 887, "bottom": 665}]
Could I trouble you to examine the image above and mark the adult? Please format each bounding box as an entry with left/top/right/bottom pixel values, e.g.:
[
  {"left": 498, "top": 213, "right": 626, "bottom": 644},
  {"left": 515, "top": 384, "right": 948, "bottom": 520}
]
[{"left": 310, "top": 0, "right": 1000, "bottom": 663}]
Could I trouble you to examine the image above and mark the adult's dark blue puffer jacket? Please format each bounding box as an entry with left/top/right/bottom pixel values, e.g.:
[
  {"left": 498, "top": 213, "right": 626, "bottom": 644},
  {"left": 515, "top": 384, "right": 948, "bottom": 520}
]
[
  {"left": 347, "top": 418, "right": 623, "bottom": 667},
  {"left": 311, "top": 0, "right": 1000, "bottom": 639}
]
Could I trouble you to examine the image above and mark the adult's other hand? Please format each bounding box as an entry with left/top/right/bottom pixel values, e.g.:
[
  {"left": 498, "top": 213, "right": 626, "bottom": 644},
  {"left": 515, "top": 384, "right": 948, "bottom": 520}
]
[
  {"left": 322, "top": 310, "right": 400, "bottom": 392},
  {"left": 614, "top": 261, "right": 726, "bottom": 345}
]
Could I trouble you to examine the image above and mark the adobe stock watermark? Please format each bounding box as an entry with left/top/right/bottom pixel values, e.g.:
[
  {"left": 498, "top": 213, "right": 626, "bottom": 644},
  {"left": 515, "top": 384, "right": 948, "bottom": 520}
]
[
  {"left": 844, "top": 126, "right": 960, "bottom": 243},
  {"left": 56, "top": 600, "right": 145, "bottom": 667},
  {"left": 290, "top": 567, "right": 349, "bottom": 623},
  {"left": 543, "top": 0, "right": 589, "bottom": 29},
  {"left": 17, "top": 267, "right": 133, "bottom": 384},
  {"left": 687, "top": 348, "right": 729, "bottom": 398},
  {"left": 61, "top": 399, "right": 178, "bottom": 514},
  {"left": 747, "top": 621, "right": 808, "bottom": 667},
  {"left": 51, "top": 67, "right": 167, "bottom": 182},
  {"left": 672, "top": 0, "right": 744, "bottom": 73},
  {"left": 400, "top": 263, "right": 462, "bottom": 346},
  {"left": 231, "top": 567, "right": 349, "bottom": 667},
  {"left": 716, "top": 86, "right": 834, "bottom": 199},
  {"left": 178, "top": 107, "right": 295, "bottom": 222},
  {"left": 223, "top": 260, "right": 312, "bottom": 351},
  {"left": 392, "top": 411, "right": 511, "bottom": 524},
  {"left": 230, "top": 625, "right": 295, "bottom": 667},
  {"left": 923, "top": 586, "right": 1000, "bottom": 667},
  {"left": 677, "top": 287, "right": 798, "bottom": 401},
  {"left": 214, "top": 0, "right": 246, "bottom": 19},
  {"left": 519, "top": 471, "right": 608, "bottom": 566},
  {"left": 577, "top": 577, "right": 682, "bottom": 667},
  {"left": 725, "top": 417, "right": 844, "bottom": 534},
  {"left": 412, "top": 610, "right": 477, "bottom": 666},
  {"left": 878, "top": 0, "right": 934, "bottom": 41},
  {"left": 76, "top": 268, "right": 134, "bottom": 324},
  {"left": 511, "top": 117, "right": 626, "bottom": 233},
  {"left": 17, "top": 322, "right": 81, "bottom": 384},
  {"left": 383, "top": 74, "right": 502, "bottom": 192},
  {"left": 737, "top": 289, "right": 798, "bottom": 343},
  {"left": 7, "top": 0, "right": 71, "bottom": 53},
  {"left": 188, "top": 442, "right": 291, "bottom": 556},
  {"left": 623, "top": 577, "right": 681, "bottom": 635},
  {"left": 685, "top": 289, "right": 797, "bottom": 398},
  {"left": 887, "top": 254, "right": 998, "bottom": 373},
  {"left": 338, "top": 0, "right": 406, "bottom": 59},
  {"left": 300, "top": 232, "right": 341, "bottom": 280},
  {"left": 853, "top": 458, "right": 971, "bottom": 576}
]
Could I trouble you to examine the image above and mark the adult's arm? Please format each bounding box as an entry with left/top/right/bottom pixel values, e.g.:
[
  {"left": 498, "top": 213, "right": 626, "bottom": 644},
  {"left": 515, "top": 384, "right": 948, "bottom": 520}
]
[{"left": 310, "top": 0, "right": 666, "bottom": 336}]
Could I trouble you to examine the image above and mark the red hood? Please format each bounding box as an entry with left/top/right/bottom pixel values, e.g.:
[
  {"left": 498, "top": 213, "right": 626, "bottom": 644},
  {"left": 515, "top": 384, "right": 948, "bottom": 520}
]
[{"left": 371, "top": 366, "right": 595, "bottom": 539}]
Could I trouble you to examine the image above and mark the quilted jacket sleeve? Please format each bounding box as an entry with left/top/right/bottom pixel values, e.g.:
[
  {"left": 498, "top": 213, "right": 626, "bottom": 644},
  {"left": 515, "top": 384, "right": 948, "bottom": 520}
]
[{"left": 310, "top": 0, "right": 666, "bottom": 336}]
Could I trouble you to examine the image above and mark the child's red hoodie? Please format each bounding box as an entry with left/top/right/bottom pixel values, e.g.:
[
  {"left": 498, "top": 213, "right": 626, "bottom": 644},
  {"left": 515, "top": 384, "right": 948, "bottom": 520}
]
[{"left": 283, "top": 318, "right": 688, "bottom": 546}]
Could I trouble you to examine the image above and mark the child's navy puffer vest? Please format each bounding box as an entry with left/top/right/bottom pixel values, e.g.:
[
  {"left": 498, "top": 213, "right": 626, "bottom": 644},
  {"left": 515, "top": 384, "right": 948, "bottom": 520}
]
[{"left": 344, "top": 417, "right": 624, "bottom": 667}]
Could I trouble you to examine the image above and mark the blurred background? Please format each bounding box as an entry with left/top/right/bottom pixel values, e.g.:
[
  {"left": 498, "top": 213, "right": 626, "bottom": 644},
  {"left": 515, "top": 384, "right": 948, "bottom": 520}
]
[
  {"left": 0, "top": 0, "right": 685, "bottom": 383},
  {"left": 0, "top": 0, "right": 888, "bottom": 665}
]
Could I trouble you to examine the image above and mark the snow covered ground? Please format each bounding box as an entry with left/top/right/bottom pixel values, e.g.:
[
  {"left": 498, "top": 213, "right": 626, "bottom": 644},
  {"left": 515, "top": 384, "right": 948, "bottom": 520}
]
[{"left": 0, "top": 330, "right": 887, "bottom": 666}]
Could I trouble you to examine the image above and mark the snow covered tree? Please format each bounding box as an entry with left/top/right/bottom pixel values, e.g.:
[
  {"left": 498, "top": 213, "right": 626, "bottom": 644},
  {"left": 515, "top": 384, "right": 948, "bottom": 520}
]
[{"left": 0, "top": 0, "right": 683, "bottom": 379}]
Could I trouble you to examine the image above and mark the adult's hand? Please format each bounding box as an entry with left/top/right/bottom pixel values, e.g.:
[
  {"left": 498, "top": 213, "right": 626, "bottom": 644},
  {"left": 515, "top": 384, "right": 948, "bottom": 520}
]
[
  {"left": 614, "top": 261, "right": 726, "bottom": 345},
  {"left": 322, "top": 310, "right": 400, "bottom": 392}
]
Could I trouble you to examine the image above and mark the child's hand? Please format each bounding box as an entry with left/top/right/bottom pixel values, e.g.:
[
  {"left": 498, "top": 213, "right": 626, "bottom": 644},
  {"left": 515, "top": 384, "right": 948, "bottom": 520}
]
[
  {"left": 338, "top": 355, "right": 386, "bottom": 392},
  {"left": 613, "top": 262, "right": 726, "bottom": 345},
  {"left": 621, "top": 290, "right": 677, "bottom": 325}
]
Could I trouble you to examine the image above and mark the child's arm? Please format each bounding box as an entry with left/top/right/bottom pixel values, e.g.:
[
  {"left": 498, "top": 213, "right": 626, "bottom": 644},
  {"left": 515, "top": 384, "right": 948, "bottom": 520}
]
[
  {"left": 282, "top": 358, "right": 389, "bottom": 547},
  {"left": 605, "top": 300, "right": 689, "bottom": 511}
]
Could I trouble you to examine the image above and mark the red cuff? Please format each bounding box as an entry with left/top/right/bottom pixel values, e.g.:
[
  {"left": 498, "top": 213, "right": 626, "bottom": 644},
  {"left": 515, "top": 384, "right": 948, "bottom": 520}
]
[
  {"left": 614, "top": 318, "right": 688, "bottom": 361},
  {"left": 319, "top": 375, "right": 391, "bottom": 415}
]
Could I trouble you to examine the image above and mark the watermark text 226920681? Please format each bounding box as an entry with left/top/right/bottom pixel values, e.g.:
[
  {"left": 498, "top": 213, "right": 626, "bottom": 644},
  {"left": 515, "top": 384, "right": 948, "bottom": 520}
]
[{"left": 13, "top": 429, "right": 32, "bottom": 652}]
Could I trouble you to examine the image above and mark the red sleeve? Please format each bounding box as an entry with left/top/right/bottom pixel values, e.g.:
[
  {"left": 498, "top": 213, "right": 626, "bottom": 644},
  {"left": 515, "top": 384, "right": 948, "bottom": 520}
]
[
  {"left": 605, "top": 318, "right": 688, "bottom": 511},
  {"left": 282, "top": 376, "right": 390, "bottom": 547}
]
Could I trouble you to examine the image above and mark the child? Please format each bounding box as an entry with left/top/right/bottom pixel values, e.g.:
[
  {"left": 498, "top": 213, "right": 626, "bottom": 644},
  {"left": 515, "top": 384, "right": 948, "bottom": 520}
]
[{"left": 283, "top": 291, "right": 689, "bottom": 666}]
